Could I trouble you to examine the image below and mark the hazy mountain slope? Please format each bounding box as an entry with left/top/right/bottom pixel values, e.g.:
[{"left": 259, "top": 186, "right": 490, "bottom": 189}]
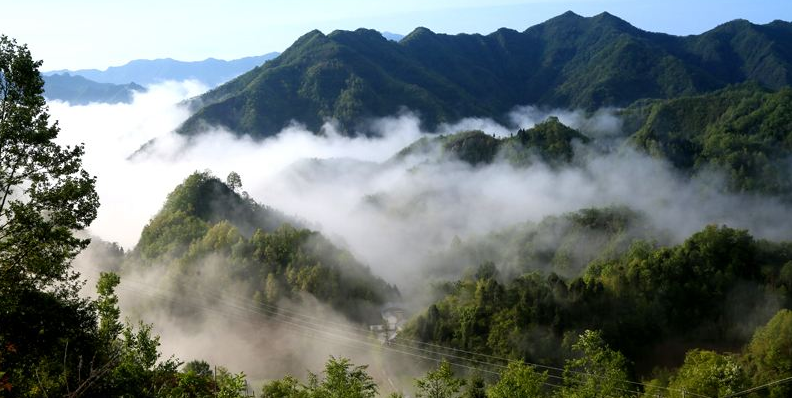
[
  {"left": 623, "top": 83, "right": 792, "bottom": 194},
  {"left": 178, "top": 12, "right": 792, "bottom": 138},
  {"left": 394, "top": 116, "right": 590, "bottom": 167},
  {"left": 43, "top": 73, "right": 145, "bottom": 104},
  {"left": 131, "top": 172, "right": 398, "bottom": 323},
  {"left": 404, "top": 224, "right": 792, "bottom": 375},
  {"left": 46, "top": 52, "right": 280, "bottom": 88}
]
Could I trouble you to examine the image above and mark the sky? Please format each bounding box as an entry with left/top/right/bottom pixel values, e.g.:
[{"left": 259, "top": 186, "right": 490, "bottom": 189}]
[{"left": 5, "top": 0, "right": 791, "bottom": 71}]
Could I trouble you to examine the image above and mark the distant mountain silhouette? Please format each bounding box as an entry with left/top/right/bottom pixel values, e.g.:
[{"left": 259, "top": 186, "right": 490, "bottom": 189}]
[
  {"left": 381, "top": 32, "right": 404, "bottom": 42},
  {"left": 44, "top": 53, "right": 280, "bottom": 88},
  {"left": 43, "top": 73, "right": 145, "bottom": 105}
]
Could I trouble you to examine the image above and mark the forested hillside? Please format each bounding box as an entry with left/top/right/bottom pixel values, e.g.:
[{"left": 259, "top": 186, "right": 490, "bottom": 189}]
[
  {"left": 402, "top": 224, "right": 792, "bottom": 385},
  {"left": 395, "top": 116, "right": 590, "bottom": 167},
  {"left": 5, "top": 6, "right": 792, "bottom": 397},
  {"left": 179, "top": 13, "right": 792, "bottom": 137},
  {"left": 130, "top": 172, "right": 399, "bottom": 324},
  {"left": 622, "top": 84, "right": 792, "bottom": 194}
]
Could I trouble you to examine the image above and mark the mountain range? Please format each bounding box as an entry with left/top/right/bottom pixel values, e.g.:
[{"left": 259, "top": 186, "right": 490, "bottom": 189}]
[
  {"left": 45, "top": 52, "right": 280, "bottom": 87},
  {"left": 43, "top": 73, "right": 145, "bottom": 105},
  {"left": 42, "top": 53, "right": 280, "bottom": 104},
  {"left": 178, "top": 12, "right": 792, "bottom": 138}
]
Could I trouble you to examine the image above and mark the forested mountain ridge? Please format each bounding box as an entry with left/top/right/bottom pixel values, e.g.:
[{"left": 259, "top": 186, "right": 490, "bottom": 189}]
[
  {"left": 622, "top": 83, "right": 792, "bottom": 194},
  {"left": 130, "top": 172, "right": 398, "bottom": 324},
  {"left": 178, "top": 12, "right": 792, "bottom": 138},
  {"left": 393, "top": 86, "right": 792, "bottom": 197},
  {"left": 404, "top": 223, "right": 792, "bottom": 378},
  {"left": 395, "top": 116, "right": 591, "bottom": 167}
]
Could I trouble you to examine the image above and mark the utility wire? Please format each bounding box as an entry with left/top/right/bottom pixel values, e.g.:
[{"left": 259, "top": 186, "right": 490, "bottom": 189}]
[
  {"left": 86, "top": 266, "right": 655, "bottom": 395},
  {"left": 194, "top": 278, "right": 677, "bottom": 396},
  {"left": 109, "top": 273, "right": 507, "bottom": 377},
  {"left": 722, "top": 375, "right": 792, "bottom": 398},
  {"left": 83, "top": 265, "right": 700, "bottom": 397}
]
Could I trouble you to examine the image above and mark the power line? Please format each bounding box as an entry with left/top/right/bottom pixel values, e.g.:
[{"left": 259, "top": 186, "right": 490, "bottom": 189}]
[
  {"left": 722, "top": 375, "right": 792, "bottom": 398},
  {"left": 85, "top": 268, "right": 573, "bottom": 393},
  {"left": 201, "top": 280, "right": 672, "bottom": 395},
  {"left": 85, "top": 267, "right": 654, "bottom": 395},
  {"left": 82, "top": 265, "right": 701, "bottom": 397},
  {"left": 106, "top": 272, "right": 507, "bottom": 374}
]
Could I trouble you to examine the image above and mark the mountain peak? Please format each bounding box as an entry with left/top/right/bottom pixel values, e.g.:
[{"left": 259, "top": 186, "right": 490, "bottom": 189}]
[
  {"left": 405, "top": 26, "right": 435, "bottom": 37},
  {"left": 177, "top": 12, "right": 792, "bottom": 138},
  {"left": 592, "top": 11, "right": 636, "bottom": 29},
  {"left": 400, "top": 26, "right": 438, "bottom": 46},
  {"left": 559, "top": 10, "right": 582, "bottom": 19},
  {"left": 593, "top": 11, "right": 623, "bottom": 22},
  {"left": 328, "top": 28, "right": 388, "bottom": 42}
]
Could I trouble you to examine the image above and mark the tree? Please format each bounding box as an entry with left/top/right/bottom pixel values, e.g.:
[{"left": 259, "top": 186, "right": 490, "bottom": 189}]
[
  {"left": 310, "top": 356, "right": 377, "bottom": 398},
  {"left": 227, "top": 171, "right": 242, "bottom": 192},
  {"left": 462, "top": 374, "right": 486, "bottom": 398},
  {"left": 261, "top": 375, "right": 307, "bottom": 398},
  {"left": 742, "top": 309, "right": 792, "bottom": 398},
  {"left": 0, "top": 34, "right": 98, "bottom": 294},
  {"left": 0, "top": 34, "right": 98, "bottom": 397},
  {"left": 97, "top": 272, "right": 123, "bottom": 345},
  {"left": 415, "top": 360, "right": 465, "bottom": 398},
  {"left": 260, "top": 357, "right": 376, "bottom": 398},
  {"left": 488, "top": 362, "right": 548, "bottom": 398},
  {"left": 561, "top": 330, "right": 634, "bottom": 398},
  {"left": 666, "top": 350, "right": 745, "bottom": 398},
  {"left": 183, "top": 360, "right": 213, "bottom": 378}
]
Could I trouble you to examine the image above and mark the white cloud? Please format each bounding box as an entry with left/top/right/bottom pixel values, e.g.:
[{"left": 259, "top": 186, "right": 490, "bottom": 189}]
[{"left": 51, "top": 82, "right": 792, "bottom": 285}]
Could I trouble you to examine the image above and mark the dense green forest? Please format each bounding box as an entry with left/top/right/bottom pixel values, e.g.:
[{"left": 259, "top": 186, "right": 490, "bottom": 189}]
[
  {"left": 394, "top": 117, "right": 590, "bottom": 167},
  {"left": 420, "top": 207, "right": 663, "bottom": 281},
  {"left": 389, "top": 83, "right": 792, "bottom": 197},
  {"left": 403, "top": 225, "right": 792, "bottom": 374},
  {"left": 622, "top": 84, "right": 792, "bottom": 194},
  {"left": 4, "top": 9, "right": 792, "bottom": 398},
  {"left": 128, "top": 171, "right": 399, "bottom": 324},
  {"left": 179, "top": 13, "right": 792, "bottom": 137}
]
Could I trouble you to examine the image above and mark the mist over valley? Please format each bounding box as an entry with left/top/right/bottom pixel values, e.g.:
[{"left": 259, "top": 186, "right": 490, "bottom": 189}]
[{"left": 4, "top": 6, "right": 792, "bottom": 398}]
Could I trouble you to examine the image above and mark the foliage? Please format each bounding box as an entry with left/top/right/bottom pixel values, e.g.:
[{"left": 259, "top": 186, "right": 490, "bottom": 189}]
[
  {"left": 0, "top": 34, "right": 100, "bottom": 398},
  {"left": 665, "top": 350, "right": 745, "bottom": 398},
  {"left": 502, "top": 117, "right": 590, "bottom": 166},
  {"left": 425, "top": 206, "right": 654, "bottom": 280},
  {"left": 625, "top": 84, "right": 792, "bottom": 194},
  {"left": 179, "top": 14, "right": 792, "bottom": 137},
  {"left": 415, "top": 360, "right": 465, "bottom": 398},
  {"left": 741, "top": 309, "right": 792, "bottom": 397},
  {"left": 487, "top": 362, "right": 548, "bottom": 398},
  {"left": 260, "top": 357, "right": 376, "bottom": 398},
  {"left": 0, "top": 34, "right": 98, "bottom": 296},
  {"left": 560, "top": 330, "right": 634, "bottom": 398},
  {"left": 404, "top": 224, "right": 792, "bottom": 378},
  {"left": 226, "top": 171, "right": 243, "bottom": 192},
  {"left": 393, "top": 117, "right": 590, "bottom": 170},
  {"left": 132, "top": 171, "right": 399, "bottom": 323}
]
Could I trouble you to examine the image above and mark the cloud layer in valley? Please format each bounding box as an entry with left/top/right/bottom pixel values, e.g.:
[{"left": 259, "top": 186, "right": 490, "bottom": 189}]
[
  {"left": 51, "top": 82, "right": 792, "bottom": 273},
  {"left": 56, "top": 81, "right": 792, "bottom": 385}
]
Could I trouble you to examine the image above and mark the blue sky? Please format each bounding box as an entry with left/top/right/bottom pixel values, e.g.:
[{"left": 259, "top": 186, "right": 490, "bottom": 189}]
[{"left": 5, "top": 0, "right": 791, "bottom": 70}]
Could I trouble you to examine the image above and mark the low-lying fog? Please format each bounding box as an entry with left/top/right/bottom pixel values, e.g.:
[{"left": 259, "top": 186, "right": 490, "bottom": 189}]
[{"left": 53, "top": 81, "right": 792, "bottom": 387}]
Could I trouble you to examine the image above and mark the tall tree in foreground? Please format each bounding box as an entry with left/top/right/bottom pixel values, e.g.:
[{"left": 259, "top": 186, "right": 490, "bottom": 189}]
[
  {"left": 0, "top": 34, "right": 98, "bottom": 396},
  {"left": 0, "top": 34, "right": 98, "bottom": 294},
  {"left": 415, "top": 360, "right": 465, "bottom": 398}
]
